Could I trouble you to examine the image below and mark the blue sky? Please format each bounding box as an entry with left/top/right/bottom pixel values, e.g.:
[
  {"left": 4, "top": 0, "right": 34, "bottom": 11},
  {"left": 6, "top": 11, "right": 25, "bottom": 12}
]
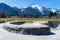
[{"left": 0, "top": 0, "right": 60, "bottom": 9}]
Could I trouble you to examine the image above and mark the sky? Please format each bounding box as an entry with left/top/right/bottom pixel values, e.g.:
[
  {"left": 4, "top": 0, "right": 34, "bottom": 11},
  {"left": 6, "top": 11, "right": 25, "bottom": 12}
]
[{"left": 0, "top": 0, "right": 60, "bottom": 9}]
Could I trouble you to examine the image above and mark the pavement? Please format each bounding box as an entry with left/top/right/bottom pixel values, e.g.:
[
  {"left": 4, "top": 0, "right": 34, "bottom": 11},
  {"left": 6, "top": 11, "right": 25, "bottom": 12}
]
[{"left": 0, "top": 23, "right": 60, "bottom": 40}]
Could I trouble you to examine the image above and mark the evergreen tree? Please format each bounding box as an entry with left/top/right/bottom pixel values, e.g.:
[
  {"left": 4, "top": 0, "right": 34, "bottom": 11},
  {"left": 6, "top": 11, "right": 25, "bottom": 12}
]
[{"left": 49, "top": 11, "right": 57, "bottom": 18}]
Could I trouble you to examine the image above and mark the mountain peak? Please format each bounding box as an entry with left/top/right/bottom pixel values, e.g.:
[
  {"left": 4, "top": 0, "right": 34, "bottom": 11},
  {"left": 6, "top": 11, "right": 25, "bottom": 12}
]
[
  {"left": 0, "top": 3, "right": 7, "bottom": 5},
  {"left": 0, "top": 3, "right": 19, "bottom": 15},
  {"left": 0, "top": 3, "right": 9, "bottom": 7},
  {"left": 30, "top": 3, "right": 43, "bottom": 12}
]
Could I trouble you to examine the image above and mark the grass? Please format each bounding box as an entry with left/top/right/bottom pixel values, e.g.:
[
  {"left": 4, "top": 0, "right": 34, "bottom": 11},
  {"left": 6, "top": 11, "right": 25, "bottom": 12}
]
[{"left": 0, "top": 18, "right": 60, "bottom": 22}]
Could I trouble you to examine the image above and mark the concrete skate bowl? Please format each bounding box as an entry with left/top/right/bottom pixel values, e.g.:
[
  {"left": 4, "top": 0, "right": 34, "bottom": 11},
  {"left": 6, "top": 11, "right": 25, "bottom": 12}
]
[{"left": 3, "top": 21, "right": 55, "bottom": 36}]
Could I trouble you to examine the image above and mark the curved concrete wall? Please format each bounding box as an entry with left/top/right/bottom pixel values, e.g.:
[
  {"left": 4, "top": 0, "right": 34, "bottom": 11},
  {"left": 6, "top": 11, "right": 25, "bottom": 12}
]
[{"left": 48, "top": 21, "right": 60, "bottom": 28}]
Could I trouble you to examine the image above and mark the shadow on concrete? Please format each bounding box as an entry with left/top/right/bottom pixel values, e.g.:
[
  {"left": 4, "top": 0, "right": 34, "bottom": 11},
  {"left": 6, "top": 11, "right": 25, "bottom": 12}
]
[
  {"left": 3, "top": 27, "right": 55, "bottom": 36},
  {"left": 21, "top": 28, "right": 55, "bottom": 36},
  {"left": 28, "top": 32, "right": 55, "bottom": 36},
  {"left": 10, "top": 21, "right": 25, "bottom": 25}
]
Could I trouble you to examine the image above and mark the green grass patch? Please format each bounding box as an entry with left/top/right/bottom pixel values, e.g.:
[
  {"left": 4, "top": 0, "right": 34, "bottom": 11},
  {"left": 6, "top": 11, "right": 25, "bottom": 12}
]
[{"left": 0, "top": 18, "right": 60, "bottom": 22}]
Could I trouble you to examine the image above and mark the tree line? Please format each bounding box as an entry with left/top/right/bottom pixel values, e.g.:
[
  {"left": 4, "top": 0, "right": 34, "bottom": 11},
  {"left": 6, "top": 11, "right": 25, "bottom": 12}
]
[{"left": 0, "top": 11, "right": 59, "bottom": 18}]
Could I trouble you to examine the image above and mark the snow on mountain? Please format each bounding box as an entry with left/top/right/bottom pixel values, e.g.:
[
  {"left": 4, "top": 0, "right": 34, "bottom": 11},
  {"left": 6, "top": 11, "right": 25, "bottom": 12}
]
[
  {"left": 56, "top": 9, "right": 60, "bottom": 14},
  {"left": 51, "top": 8, "right": 56, "bottom": 13},
  {"left": 20, "top": 4, "right": 50, "bottom": 16},
  {"left": 30, "top": 4, "right": 43, "bottom": 12},
  {"left": 0, "top": 3, "right": 60, "bottom": 16},
  {"left": 50, "top": 8, "right": 60, "bottom": 14}
]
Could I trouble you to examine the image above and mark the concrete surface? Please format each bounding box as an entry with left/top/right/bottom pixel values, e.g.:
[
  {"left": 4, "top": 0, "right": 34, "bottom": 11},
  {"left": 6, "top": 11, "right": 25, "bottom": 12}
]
[{"left": 0, "top": 21, "right": 60, "bottom": 40}]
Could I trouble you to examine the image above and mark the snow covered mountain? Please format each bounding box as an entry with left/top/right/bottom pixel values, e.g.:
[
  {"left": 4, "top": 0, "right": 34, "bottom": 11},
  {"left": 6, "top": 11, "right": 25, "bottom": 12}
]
[
  {"left": 0, "top": 3, "right": 60, "bottom": 16},
  {"left": 20, "top": 4, "right": 50, "bottom": 16}
]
